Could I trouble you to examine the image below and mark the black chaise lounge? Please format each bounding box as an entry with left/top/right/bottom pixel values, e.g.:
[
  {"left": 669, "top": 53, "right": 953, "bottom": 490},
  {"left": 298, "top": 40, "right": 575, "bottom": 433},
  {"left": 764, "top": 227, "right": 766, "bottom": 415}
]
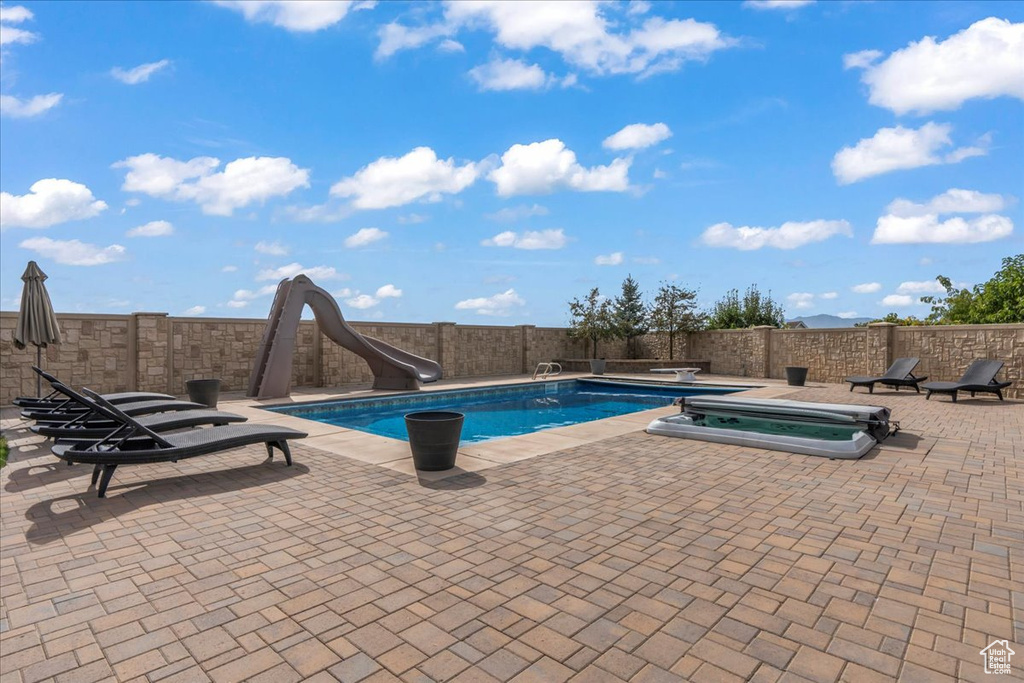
[
  {"left": 51, "top": 390, "right": 307, "bottom": 498},
  {"left": 23, "top": 395, "right": 206, "bottom": 423},
  {"left": 921, "top": 359, "right": 1013, "bottom": 402},
  {"left": 845, "top": 358, "right": 927, "bottom": 394},
  {"left": 13, "top": 367, "right": 174, "bottom": 409},
  {"left": 31, "top": 382, "right": 247, "bottom": 440}
]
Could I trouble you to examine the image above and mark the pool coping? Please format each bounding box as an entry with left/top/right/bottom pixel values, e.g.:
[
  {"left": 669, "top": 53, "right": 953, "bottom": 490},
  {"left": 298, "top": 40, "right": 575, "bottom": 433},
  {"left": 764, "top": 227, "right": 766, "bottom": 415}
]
[{"left": 216, "top": 373, "right": 800, "bottom": 482}]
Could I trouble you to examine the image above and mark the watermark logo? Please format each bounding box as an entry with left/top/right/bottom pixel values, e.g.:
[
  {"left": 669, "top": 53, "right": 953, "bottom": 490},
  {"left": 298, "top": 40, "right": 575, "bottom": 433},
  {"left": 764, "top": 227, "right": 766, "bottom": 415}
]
[{"left": 980, "top": 640, "right": 1015, "bottom": 675}]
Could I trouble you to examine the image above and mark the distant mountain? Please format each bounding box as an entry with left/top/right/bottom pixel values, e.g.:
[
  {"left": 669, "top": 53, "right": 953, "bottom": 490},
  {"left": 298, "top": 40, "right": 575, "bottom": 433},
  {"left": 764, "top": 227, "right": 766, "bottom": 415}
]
[{"left": 788, "top": 314, "right": 873, "bottom": 328}]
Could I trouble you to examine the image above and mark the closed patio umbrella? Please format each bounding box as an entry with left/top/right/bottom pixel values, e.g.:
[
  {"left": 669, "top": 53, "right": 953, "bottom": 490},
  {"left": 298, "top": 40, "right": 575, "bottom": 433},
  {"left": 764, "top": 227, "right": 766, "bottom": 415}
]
[{"left": 13, "top": 261, "right": 62, "bottom": 397}]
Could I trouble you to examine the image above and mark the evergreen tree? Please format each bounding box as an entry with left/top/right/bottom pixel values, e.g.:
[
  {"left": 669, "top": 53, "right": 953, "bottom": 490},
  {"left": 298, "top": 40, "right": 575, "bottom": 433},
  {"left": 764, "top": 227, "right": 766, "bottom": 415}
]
[
  {"left": 567, "top": 288, "right": 614, "bottom": 359},
  {"left": 612, "top": 274, "right": 649, "bottom": 359},
  {"left": 706, "top": 285, "right": 785, "bottom": 329},
  {"left": 649, "top": 283, "right": 702, "bottom": 360}
]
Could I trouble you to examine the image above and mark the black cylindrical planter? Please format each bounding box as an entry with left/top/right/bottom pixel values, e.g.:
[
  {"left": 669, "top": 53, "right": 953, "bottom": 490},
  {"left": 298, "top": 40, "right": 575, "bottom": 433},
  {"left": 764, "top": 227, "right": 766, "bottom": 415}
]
[
  {"left": 186, "top": 378, "right": 221, "bottom": 408},
  {"left": 405, "top": 411, "right": 464, "bottom": 471},
  {"left": 785, "top": 367, "right": 808, "bottom": 386}
]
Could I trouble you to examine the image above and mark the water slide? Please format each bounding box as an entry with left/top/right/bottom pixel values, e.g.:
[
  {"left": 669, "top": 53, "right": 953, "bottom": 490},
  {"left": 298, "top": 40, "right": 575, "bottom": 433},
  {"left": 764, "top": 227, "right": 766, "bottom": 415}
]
[{"left": 247, "top": 275, "right": 442, "bottom": 398}]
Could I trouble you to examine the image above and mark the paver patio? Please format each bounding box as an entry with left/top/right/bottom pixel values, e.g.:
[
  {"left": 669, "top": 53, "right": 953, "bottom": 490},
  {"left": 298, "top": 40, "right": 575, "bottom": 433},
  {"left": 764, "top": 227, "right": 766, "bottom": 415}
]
[{"left": 1, "top": 380, "right": 1021, "bottom": 682}]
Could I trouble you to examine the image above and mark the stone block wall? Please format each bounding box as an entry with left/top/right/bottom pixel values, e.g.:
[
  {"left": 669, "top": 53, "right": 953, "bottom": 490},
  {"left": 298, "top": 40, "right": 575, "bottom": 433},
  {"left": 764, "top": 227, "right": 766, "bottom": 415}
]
[
  {"left": 2, "top": 310, "right": 1020, "bottom": 402},
  {"left": 894, "top": 325, "right": 1023, "bottom": 393},
  {"left": 768, "top": 328, "right": 867, "bottom": 383},
  {"left": 0, "top": 313, "right": 132, "bottom": 398},
  {"left": 528, "top": 327, "right": 586, "bottom": 372},
  {"left": 686, "top": 328, "right": 770, "bottom": 377},
  {"left": 453, "top": 326, "right": 522, "bottom": 378}
]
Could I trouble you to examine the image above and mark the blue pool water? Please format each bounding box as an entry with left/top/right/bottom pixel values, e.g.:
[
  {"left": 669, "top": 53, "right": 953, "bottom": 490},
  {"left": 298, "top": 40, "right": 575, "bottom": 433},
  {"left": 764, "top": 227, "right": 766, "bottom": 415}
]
[{"left": 267, "top": 379, "right": 742, "bottom": 444}]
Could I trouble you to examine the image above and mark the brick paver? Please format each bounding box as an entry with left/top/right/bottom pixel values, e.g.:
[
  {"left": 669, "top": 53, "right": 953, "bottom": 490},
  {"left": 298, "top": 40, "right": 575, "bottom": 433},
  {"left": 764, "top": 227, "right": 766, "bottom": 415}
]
[{"left": 1, "top": 383, "right": 1021, "bottom": 681}]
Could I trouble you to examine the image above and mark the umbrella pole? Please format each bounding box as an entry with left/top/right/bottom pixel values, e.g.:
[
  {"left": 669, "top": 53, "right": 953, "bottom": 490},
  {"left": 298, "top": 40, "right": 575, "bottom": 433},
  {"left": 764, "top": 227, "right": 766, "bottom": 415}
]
[{"left": 36, "top": 345, "right": 42, "bottom": 397}]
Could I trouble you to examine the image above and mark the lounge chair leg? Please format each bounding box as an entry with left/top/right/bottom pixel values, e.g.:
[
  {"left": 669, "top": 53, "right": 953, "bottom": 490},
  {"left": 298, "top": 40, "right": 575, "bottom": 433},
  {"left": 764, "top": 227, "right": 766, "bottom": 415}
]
[
  {"left": 951, "top": 391, "right": 957, "bottom": 403},
  {"left": 996, "top": 389, "right": 1003, "bottom": 400},
  {"left": 868, "top": 385, "right": 874, "bottom": 394},
  {"left": 970, "top": 391, "right": 975, "bottom": 397},
  {"left": 90, "top": 464, "right": 101, "bottom": 486},
  {"left": 97, "top": 465, "right": 117, "bottom": 498},
  {"left": 265, "top": 442, "right": 274, "bottom": 461},
  {"left": 278, "top": 441, "right": 293, "bottom": 466},
  {"left": 914, "top": 384, "right": 920, "bottom": 393},
  {"left": 849, "top": 384, "right": 853, "bottom": 392}
]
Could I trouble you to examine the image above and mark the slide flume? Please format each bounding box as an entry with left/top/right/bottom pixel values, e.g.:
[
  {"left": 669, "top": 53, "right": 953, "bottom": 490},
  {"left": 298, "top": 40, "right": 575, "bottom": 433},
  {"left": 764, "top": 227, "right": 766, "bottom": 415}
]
[{"left": 247, "top": 275, "right": 442, "bottom": 399}]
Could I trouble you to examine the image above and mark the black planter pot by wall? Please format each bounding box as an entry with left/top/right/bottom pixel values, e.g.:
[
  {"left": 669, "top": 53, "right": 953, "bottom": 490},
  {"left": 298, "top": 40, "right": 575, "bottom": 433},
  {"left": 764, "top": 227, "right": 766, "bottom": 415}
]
[
  {"left": 405, "top": 411, "right": 464, "bottom": 471},
  {"left": 785, "top": 367, "right": 808, "bottom": 387},
  {"left": 186, "top": 378, "right": 221, "bottom": 408}
]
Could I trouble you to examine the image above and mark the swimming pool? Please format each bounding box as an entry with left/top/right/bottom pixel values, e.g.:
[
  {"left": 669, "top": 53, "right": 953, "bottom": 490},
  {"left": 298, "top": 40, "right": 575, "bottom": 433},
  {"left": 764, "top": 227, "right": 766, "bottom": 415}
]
[{"left": 267, "top": 379, "right": 742, "bottom": 444}]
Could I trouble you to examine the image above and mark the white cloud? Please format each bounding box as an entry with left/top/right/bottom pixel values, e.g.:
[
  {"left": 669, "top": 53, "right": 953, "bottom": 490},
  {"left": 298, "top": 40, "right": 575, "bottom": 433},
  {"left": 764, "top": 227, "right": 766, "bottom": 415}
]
[
  {"left": 884, "top": 188, "right": 1011, "bottom": 218},
  {"left": 787, "top": 292, "right": 815, "bottom": 309},
  {"left": 851, "top": 282, "right": 882, "bottom": 294},
  {"left": 832, "top": 123, "right": 986, "bottom": 185},
  {"left": 872, "top": 188, "right": 1015, "bottom": 245},
  {"left": 344, "top": 227, "right": 388, "bottom": 248},
  {"left": 842, "top": 49, "right": 882, "bottom": 70},
  {"left": 0, "top": 5, "right": 37, "bottom": 47},
  {"left": 114, "top": 153, "right": 310, "bottom": 216},
  {"left": 603, "top": 122, "right": 672, "bottom": 150},
  {"left": 846, "top": 18, "right": 1024, "bottom": 115},
  {"left": 127, "top": 220, "right": 174, "bottom": 237},
  {"left": 346, "top": 294, "right": 379, "bottom": 309},
  {"left": 280, "top": 202, "right": 353, "bottom": 223},
  {"left": 214, "top": 0, "right": 374, "bottom": 32},
  {"left": 880, "top": 294, "right": 916, "bottom": 307},
  {"left": 19, "top": 237, "right": 126, "bottom": 266},
  {"left": 595, "top": 251, "right": 624, "bottom": 265},
  {"left": 384, "top": 2, "right": 736, "bottom": 79},
  {"left": 111, "top": 59, "right": 171, "bottom": 85},
  {"left": 397, "top": 213, "right": 427, "bottom": 224},
  {"left": 376, "top": 21, "right": 452, "bottom": 59},
  {"left": 481, "top": 229, "right": 567, "bottom": 250},
  {"left": 837, "top": 311, "right": 859, "bottom": 318},
  {"left": 896, "top": 280, "right": 944, "bottom": 295},
  {"left": 454, "top": 2, "right": 734, "bottom": 76},
  {"left": 227, "top": 284, "right": 279, "bottom": 307},
  {"left": 872, "top": 214, "right": 1013, "bottom": 245},
  {"left": 820, "top": 291, "right": 838, "bottom": 300},
  {"left": 653, "top": 168, "right": 667, "bottom": 179},
  {"left": 700, "top": 219, "right": 852, "bottom": 250},
  {"left": 0, "top": 5, "right": 34, "bottom": 24},
  {"left": 184, "top": 305, "right": 206, "bottom": 315},
  {"left": 489, "top": 139, "right": 630, "bottom": 196},
  {"left": 468, "top": 57, "right": 551, "bottom": 91},
  {"left": 0, "top": 93, "right": 62, "bottom": 118},
  {"left": 254, "top": 240, "right": 288, "bottom": 255},
  {"left": 332, "top": 287, "right": 352, "bottom": 298},
  {"left": 1, "top": 179, "right": 108, "bottom": 229},
  {"left": 222, "top": 265, "right": 238, "bottom": 272},
  {"left": 454, "top": 288, "right": 525, "bottom": 316},
  {"left": 485, "top": 204, "right": 549, "bottom": 222},
  {"left": 375, "top": 284, "right": 402, "bottom": 298},
  {"left": 743, "top": 0, "right": 814, "bottom": 9},
  {"left": 330, "top": 147, "right": 478, "bottom": 209},
  {"left": 256, "top": 263, "right": 344, "bottom": 281}
]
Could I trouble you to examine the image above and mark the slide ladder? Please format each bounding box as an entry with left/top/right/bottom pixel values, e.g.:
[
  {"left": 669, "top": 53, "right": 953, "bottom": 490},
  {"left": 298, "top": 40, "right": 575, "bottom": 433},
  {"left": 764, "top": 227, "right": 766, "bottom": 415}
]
[{"left": 246, "top": 276, "right": 442, "bottom": 399}]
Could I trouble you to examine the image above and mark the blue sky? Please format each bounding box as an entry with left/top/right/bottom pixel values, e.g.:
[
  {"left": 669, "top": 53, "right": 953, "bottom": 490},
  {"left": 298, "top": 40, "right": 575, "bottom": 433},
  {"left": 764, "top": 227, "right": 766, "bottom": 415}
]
[{"left": 1, "top": 0, "right": 1022, "bottom": 326}]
